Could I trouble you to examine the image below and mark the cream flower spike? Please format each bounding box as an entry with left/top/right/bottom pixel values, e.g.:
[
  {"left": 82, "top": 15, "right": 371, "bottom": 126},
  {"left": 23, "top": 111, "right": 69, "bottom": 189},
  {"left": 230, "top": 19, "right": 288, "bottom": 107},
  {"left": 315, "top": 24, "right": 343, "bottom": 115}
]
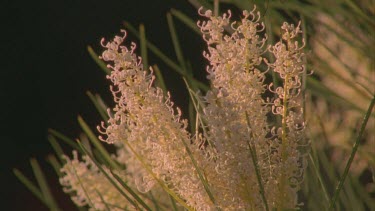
[
  {"left": 97, "top": 30, "right": 217, "bottom": 210},
  {"left": 199, "top": 7, "right": 271, "bottom": 210}
]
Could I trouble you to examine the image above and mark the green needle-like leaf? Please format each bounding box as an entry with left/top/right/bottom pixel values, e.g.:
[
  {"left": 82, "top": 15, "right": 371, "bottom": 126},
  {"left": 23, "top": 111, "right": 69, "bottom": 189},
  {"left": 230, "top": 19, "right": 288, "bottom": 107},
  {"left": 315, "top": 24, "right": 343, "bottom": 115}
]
[
  {"left": 306, "top": 77, "right": 374, "bottom": 118},
  {"left": 153, "top": 65, "right": 167, "bottom": 94},
  {"left": 78, "top": 141, "right": 142, "bottom": 210},
  {"left": 30, "top": 158, "right": 61, "bottom": 211},
  {"left": 110, "top": 170, "right": 153, "bottom": 211},
  {"left": 47, "top": 135, "right": 65, "bottom": 163},
  {"left": 245, "top": 112, "right": 269, "bottom": 211},
  {"left": 167, "top": 12, "right": 186, "bottom": 70},
  {"left": 139, "top": 24, "right": 149, "bottom": 71},
  {"left": 308, "top": 153, "right": 330, "bottom": 205},
  {"left": 77, "top": 116, "right": 120, "bottom": 170},
  {"left": 121, "top": 139, "right": 193, "bottom": 210},
  {"left": 170, "top": 9, "right": 200, "bottom": 34},
  {"left": 48, "top": 129, "right": 83, "bottom": 153},
  {"left": 123, "top": 21, "right": 208, "bottom": 91},
  {"left": 13, "top": 169, "right": 47, "bottom": 206},
  {"left": 329, "top": 94, "right": 375, "bottom": 210},
  {"left": 87, "top": 45, "right": 111, "bottom": 75},
  {"left": 87, "top": 91, "right": 109, "bottom": 121},
  {"left": 46, "top": 155, "right": 62, "bottom": 177}
]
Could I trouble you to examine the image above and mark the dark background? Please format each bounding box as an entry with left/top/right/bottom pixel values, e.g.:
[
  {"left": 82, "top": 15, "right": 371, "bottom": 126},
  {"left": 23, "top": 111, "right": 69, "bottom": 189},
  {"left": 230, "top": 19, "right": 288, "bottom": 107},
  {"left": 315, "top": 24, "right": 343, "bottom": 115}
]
[{"left": 1, "top": 0, "right": 207, "bottom": 210}]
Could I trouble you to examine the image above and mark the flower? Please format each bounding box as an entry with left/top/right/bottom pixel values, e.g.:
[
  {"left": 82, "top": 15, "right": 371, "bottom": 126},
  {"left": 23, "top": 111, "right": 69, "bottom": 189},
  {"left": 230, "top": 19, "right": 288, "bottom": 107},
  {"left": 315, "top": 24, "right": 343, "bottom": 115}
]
[
  {"left": 199, "top": 7, "right": 270, "bottom": 210},
  {"left": 98, "top": 30, "right": 216, "bottom": 210},
  {"left": 266, "top": 21, "right": 308, "bottom": 208},
  {"left": 60, "top": 151, "right": 130, "bottom": 211}
]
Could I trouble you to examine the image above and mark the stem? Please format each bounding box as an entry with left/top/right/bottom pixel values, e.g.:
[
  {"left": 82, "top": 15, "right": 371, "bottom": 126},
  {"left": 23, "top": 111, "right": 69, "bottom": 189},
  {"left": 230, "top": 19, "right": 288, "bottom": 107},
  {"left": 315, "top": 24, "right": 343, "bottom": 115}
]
[
  {"left": 277, "top": 74, "right": 290, "bottom": 210},
  {"left": 329, "top": 94, "right": 375, "bottom": 210},
  {"left": 245, "top": 112, "right": 270, "bottom": 211}
]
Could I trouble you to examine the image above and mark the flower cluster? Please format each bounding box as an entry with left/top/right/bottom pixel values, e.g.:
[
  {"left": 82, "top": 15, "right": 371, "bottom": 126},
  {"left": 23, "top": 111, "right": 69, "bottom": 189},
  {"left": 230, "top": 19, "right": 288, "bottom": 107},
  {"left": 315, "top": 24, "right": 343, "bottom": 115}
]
[
  {"left": 59, "top": 7, "right": 308, "bottom": 211},
  {"left": 198, "top": 8, "right": 270, "bottom": 209},
  {"left": 60, "top": 151, "right": 129, "bottom": 211}
]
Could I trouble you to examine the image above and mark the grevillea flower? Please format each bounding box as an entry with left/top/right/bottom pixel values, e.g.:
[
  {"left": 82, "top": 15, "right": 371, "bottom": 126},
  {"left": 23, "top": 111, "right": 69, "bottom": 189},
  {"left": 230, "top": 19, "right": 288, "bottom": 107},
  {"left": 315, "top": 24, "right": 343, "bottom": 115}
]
[
  {"left": 60, "top": 151, "right": 129, "bottom": 211},
  {"left": 98, "top": 31, "right": 216, "bottom": 210},
  {"left": 60, "top": 7, "right": 309, "bottom": 211},
  {"left": 266, "top": 21, "right": 308, "bottom": 209},
  {"left": 198, "top": 7, "right": 270, "bottom": 210}
]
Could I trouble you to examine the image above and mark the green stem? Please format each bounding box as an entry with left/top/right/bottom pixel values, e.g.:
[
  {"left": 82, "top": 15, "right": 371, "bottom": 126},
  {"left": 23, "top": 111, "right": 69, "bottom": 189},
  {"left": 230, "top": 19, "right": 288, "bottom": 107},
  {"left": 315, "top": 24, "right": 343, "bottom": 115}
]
[
  {"left": 329, "top": 94, "right": 375, "bottom": 210},
  {"left": 245, "top": 112, "right": 269, "bottom": 211},
  {"left": 277, "top": 74, "right": 290, "bottom": 210}
]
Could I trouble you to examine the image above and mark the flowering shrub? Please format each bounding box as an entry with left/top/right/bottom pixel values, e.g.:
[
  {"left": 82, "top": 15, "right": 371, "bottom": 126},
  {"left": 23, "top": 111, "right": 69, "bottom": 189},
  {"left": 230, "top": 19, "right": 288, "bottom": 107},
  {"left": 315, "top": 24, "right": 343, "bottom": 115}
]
[
  {"left": 14, "top": 1, "right": 375, "bottom": 211},
  {"left": 59, "top": 7, "right": 309, "bottom": 210}
]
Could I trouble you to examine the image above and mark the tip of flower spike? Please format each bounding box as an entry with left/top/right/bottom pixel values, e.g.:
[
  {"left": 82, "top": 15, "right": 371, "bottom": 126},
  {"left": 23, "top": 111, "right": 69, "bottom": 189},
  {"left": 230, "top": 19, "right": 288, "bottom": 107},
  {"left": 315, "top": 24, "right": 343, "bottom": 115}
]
[
  {"left": 281, "top": 22, "right": 302, "bottom": 41},
  {"left": 205, "top": 10, "right": 212, "bottom": 17},
  {"left": 243, "top": 10, "right": 249, "bottom": 17},
  {"left": 99, "top": 30, "right": 130, "bottom": 63},
  {"left": 198, "top": 7, "right": 212, "bottom": 17}
]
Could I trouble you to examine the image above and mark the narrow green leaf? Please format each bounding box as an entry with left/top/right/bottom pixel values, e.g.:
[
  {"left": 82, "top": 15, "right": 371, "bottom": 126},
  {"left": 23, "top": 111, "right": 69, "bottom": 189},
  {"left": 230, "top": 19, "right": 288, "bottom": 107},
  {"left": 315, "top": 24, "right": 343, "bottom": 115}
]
[
  {"left": 123, "top": 21, "right": 208, "bottom": 92},
  {"left": 87, "top": 91, "right": 109, "bottom": 121},
  {"left": 170, "top": 9, "right": 201, "bottom": 34},
  {"left": 329, "top": 94, "right": 375, "bottom": 210},
  {"left": 95, "top": 189, "right": 111, "bottom": 211},
  {"left": 148, "top": 192, "right": 160, "bottom": 211},
  {"left": 13, "top": 169, "right": 47, "bottom": 206},
  {"left": 124, "top": 21, "right": 183, "bottom": 74},
  {"left": 342, "top": 0, "right": 375, "bottom": 25},
  {"left": 245, "top": 112, "right": 269, "bottom": 211},
  {"left": 80, "top": 133, "right": 94, "bottom": 157},
  {"left": 110, "top": 170, "right": 153, "bottom": 211},
  {"left": 343, "top": 176, "right": 362, "bottom": 211},
  {"left": 231, "top": 0, "right": 255, "bottom": 11},
  {"left": 46, "top": 155, "right": 62, "bottom": 177},
  {"left": 48, "top": 129, "right": 83, "bottom": 153},
  {"left": 182, "top": 78, "right": 213, "bottom": 148},
  {"left": 308, "top": 153, "right": 330, "bottom": 205},
  {"left": 188, "top": 98, "right": 196, "bottom": 134},
  {"left": 87, "top": 45, "right": 111, "bottom": 75},
  {"left": 269, "top": 1, "right": 369, "bottom": 56},
  {"left": 121, "top": 139, "right": 193, "bottom": 210},
  {"left": 185, "top": 61, "right": 200, "bottom": 94},
  {"left": 264, "top": 14, "right": 278, "bottom": 88},
  {"left": 139, "top": 24, "right": 149, "bottom": 71},
  {"left": 47, "top": 135, "right": 65, "bottom": 163},
  {"left": 169, "top": 195, "right": 179, "bottom": 211},
  {"left": 69, "top": 156, "right": 97, "bottom": 209},
  {"left": 167, "top": 13, "right": 186, "bottom": 69},
  {"left": 312, "top": 38, "right": 371, "bottom": 101},
  {"left": 188, "top": 0, "right": 213, "bottom": 10},
  {"left": 314, "top": 123, "right": 341, "bottom": 183},
  {"left": 153, "top": 65, "right": 167, "bottom": 94},
  {"left": 213, "top": 0, "right": 219, "bottom": 16},
  {"left": 78, "top": 141, "right": 142, "bottom": 210},
  {"left": 301, "top": 14, "right": 308, "bottom": 122},
  {"left": 77, "top": 116, "right": 120, "bottom": 170},
  {"left": 30, "top": 158, "right": 61, "bottom": 211},
  {"left": 350, "top": 175, "right": 375, "bottom": 210},
  {"left": 306, "top": 77, "right": 374, "bottom": 118},
  {"left": 176, "top": 131, "right": 217, "bottom": 206}
]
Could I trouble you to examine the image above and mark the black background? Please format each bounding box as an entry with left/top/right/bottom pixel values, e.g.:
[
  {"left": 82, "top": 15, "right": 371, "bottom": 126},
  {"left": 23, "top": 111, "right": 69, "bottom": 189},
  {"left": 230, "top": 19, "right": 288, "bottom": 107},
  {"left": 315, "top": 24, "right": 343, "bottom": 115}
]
[{"left": 1, "top": 0, "right": 208, "bottom": 210}]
